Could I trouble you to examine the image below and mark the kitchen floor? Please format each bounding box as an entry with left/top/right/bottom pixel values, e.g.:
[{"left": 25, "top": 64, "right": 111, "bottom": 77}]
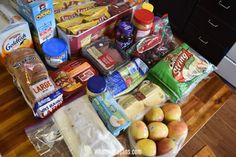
[{"left": 178, "top": 94, "right": 236, "bottom": 157}]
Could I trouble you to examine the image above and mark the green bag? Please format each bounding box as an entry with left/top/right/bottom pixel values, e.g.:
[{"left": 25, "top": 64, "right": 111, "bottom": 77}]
[{"left": 148, "top": 43, "right": 216, "bottom": 102}]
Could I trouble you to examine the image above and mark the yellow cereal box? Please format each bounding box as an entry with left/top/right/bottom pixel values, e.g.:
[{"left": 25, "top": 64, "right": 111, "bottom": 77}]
[{"left": 0, "top": 4, "right": 33, "bottom": 63}]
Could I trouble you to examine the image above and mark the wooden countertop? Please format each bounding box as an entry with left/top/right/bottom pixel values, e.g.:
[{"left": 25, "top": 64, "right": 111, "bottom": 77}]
[{"left": 0, "top": 63, "right": 233, "bottom": 157}]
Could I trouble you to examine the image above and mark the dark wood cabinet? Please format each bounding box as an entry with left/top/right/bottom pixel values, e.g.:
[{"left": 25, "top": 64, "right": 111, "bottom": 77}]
[{"left": 150, "top": 0, "right": 236, "bottom": 65}]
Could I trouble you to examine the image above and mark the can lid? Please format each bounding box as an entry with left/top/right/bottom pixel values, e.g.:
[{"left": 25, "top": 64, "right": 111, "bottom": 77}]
[
  {"left": 118, "top": 21, "right": 134, "bottom": 36},
  {"left": 134, "top": 9, "right": 154, "bottom": 25},
  {"left": 42, "top": 38, "right": 67, "bottom": 57},
  {"left": 87, "top": 76, "right": 106, "bottom": 94},
  {"left": 141, "top": 2, "right": 154, "bottom": 12}
]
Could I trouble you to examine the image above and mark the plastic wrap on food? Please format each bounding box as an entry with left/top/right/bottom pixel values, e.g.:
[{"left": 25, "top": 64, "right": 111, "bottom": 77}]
[
  {"left": 106, "top": 58, "right": 149, "bottom": 97},
  {"left": 117, "top": 80, "right": 167, "bottom": 121},
  {"left": 82, "top": 37, "right": 130, "bottom": 75},
  {"left": 5, "top": 48, "right": 63, "bottom": 118},
  {"left": 57, "top": 16, "right": 84, "bottom": 32},
  {"left": 68, "top": 20, "right": 99, "bottom": 35},
  {"left": 50, "top": 58, "right": 99, "bottom": 100}
]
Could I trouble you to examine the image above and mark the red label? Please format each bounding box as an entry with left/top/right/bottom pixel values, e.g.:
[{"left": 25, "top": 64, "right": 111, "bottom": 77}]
[
  {"left": 172, "top": 49, "right": 192, "bottom": 82},
  {"left": 136, "top": 35, "right": 161, "bottom": 54},
  {"left": 98, "top": 52, "right": 116, "bottom": 69},
  {"left": 133, "top": 91, "right": 146, "bottom": 101}
]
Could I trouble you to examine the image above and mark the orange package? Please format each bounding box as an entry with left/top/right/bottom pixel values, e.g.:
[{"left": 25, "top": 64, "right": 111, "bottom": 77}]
[
  {"left": 68, "top": 20, "right": 99, "bottom": 35},
  {"left": 55, "top": 9, "right": 79, "bottom": 22},
  {"left": 84, "top": 10, "right": 111, "bottom": 23},
  {"left": 0, "top": 4, "right": 33, "bottom": 64}
]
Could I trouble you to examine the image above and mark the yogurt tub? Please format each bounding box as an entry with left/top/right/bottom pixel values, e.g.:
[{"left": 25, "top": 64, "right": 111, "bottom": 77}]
[{"left": 42, "top": 38, "right": 68, "bottom": 68}]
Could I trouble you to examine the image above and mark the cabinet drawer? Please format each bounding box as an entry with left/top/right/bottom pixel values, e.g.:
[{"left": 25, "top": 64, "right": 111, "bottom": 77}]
[
  {"left": 183, "top": 23, "right": 226, "bottom": 65},
  {"left": 198, "top": 0, "right": 236, "bottom": 28},
  {"left": 190, "top": 6, "right": 236, "bottom": 48},
  {"left": 217, "top": 56, "right": 236, "bottom": 87}
]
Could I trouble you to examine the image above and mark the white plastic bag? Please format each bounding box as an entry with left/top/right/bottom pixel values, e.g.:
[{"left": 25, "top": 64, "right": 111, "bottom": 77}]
[{"left": 53, "top": 95, "right": 124, "bottom": 157}]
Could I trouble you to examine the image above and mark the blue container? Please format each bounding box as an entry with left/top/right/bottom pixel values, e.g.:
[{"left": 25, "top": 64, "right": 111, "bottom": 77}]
[{"left": 42, "top": 38, "right": 68, "bottom": 68}]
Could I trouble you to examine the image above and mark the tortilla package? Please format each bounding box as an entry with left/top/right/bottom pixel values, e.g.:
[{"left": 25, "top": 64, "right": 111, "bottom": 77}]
[{"left": 148, "top": 43, "right": 216, "bottom": 103}]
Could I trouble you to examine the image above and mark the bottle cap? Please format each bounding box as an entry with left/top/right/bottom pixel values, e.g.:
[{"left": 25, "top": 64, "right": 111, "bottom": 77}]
[
  {"left": 87, "top": 76, "right": 106, "bottom": 94},
  {"left": 118, "top": 21, "right": 134, "bottom": 36},
  {"left": 142, "top": 2, "right": 154, "bottom": 12},
  {"left": 42, "top": 38, "right": 67, "bottom": 57},
  {"left": 134, "top": 9, "right": 154, "bottom": 25}
]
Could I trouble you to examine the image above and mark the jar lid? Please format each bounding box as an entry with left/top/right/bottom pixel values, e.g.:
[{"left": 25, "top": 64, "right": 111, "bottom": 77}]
[
  {"left": 118, "top": 21, "right": 134, "bottom": 36},
  {"left": 142, "top": 2, "right": 154, "bottom": 12},
  {"left": 87, "top": 76, "right": 106, "bottom": 94},
  {"left": 134, "top": 9, "right": 154, "bottom": 25},
  {"left": 42, "top": 38, "right": 67, "bottom": 57}
]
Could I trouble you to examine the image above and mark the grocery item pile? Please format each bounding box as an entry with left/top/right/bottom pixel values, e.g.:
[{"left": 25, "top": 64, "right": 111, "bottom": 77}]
[{"left": 0, "top": 0, "right": 216, "bottom": 157}]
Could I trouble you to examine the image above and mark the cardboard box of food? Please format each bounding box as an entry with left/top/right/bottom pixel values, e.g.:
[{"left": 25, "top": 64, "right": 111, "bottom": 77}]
[
  {"left": 0, "top": 4, "right": 33, "bottom": 63},
  {"left": 57, "top": 7, "right": 133, "bottom": 57},
  {"left": 10, "top": 0, "right": 56, "bottom": 45}
]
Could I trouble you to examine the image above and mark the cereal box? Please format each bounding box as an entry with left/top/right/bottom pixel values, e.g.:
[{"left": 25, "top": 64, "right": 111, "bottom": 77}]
[
  {"left": 10, "top": 0, "right": 56, "bottom": 44},
  {"left": 0, "top": 4, "right": 33, "bottom": 63}
]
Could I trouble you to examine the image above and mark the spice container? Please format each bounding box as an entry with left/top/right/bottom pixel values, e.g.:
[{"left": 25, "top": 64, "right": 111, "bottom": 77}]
[
  {"left": 82, "top": 37, "right": 129, "bottom": 75},
  {"left": 87, "top": 76, "right": 131, "bottom": 136},
  {"left": 115, "top": 21, "right": 134, "bottom": 51},
  {"left": 42, "top": 38, "right": 68, "bottom": 68},
  {"left": 132, "top": 9, "right": 154, "bottom": 41}
]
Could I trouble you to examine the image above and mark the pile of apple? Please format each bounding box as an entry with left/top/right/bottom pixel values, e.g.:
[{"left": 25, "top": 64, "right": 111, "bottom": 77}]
[{"left": 129, "top": 103, "right": 188, "bottom": 156}]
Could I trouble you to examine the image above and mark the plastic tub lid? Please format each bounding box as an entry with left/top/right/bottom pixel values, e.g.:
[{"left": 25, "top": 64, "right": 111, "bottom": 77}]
[
  {"left": 142, "top": 2, "right": 154, "bottom": 12},
  {"left": 42, "top": 38, "right": 67, "bottom": 57},
  {"left": 134, "top": 9, "right": 154, "bottom": 25},
  {"left": 87, "top": 76, "right": 106, "bottom": 94}
]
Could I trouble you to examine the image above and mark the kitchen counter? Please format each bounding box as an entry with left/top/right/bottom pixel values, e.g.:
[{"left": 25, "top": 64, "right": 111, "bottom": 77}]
[{"left": 0, "top": 62, "right": 233, "bottom": 157}]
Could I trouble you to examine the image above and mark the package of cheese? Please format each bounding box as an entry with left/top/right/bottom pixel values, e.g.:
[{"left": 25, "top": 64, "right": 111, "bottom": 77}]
[
  {"left": 117, "top": 80, "right": 167, "bottom": 121},
  {"left": 0, "top": 4, "right": 33, "bottom": 64}
]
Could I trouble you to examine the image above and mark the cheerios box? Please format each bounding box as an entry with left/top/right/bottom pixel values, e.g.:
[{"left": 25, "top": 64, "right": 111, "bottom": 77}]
[
  {"left": 10, "top": 0, "right": 56, "bottom": 44},
  {"left": 0, "top": 4, "right": 33, "bottom": 64}
]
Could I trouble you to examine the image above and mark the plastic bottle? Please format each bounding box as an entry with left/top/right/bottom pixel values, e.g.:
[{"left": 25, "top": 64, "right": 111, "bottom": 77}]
[{"left": 86, "top": 76, "right": 131, "bottom": 136}]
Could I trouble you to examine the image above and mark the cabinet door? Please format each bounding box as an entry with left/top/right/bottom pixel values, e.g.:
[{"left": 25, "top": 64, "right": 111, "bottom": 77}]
[{"left": 150, "top": 0, "right": 198, "bottom": 35}]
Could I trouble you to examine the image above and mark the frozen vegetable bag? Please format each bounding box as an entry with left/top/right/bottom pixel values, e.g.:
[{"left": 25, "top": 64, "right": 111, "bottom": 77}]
[{"left": 148, "top": 43, "right": 216, "bottom": 103}]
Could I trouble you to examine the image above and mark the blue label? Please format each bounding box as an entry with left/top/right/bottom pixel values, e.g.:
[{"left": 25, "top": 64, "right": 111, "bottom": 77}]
[
  {"left": 33, "top": 88, "right": 63, "bottom": 118},
  {"left": 106, "top": 71, "right": 127, "bottom": 96}
]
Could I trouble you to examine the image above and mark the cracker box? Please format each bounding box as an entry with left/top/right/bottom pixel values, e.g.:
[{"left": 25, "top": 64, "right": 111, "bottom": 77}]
[
  {"left": 57, "top": 6, "right": 133, "bottom": 57},
  {"left": 0, "top": 4, "right": 33, "bottom": 63},
  {"left": 10, "top": 0, "right": 56, "bottom": 44}
]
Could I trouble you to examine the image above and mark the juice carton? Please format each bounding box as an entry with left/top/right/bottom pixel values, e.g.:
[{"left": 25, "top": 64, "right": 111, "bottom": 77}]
[
  {"left": 0, "top": 4, "right": 33, "bottom": 64},
  {"left": 10, "top": 0, "right": 56, "bottom": 45}
]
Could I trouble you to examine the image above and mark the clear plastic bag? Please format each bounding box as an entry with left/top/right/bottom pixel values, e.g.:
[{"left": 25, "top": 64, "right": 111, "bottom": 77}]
[
  {"left": 25, "top": 118, "right": 73, "bottom": 157},
  {"left": 128, "top": 127, "right": 187, "bottom": 157},
  {"left": 127, "top": 14, "right": 178, "bottom": 67}
]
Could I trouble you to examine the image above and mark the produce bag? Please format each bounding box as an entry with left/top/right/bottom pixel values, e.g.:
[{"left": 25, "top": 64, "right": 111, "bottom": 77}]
[
  {"left": 127, "top": 14, "right": 177, "bottom": 67},
  {"left": 148, "top": 43, "right": 216, "bottom": 103}
]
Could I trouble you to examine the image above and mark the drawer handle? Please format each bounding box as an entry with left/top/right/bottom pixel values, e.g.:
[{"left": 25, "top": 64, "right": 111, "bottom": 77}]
[
  {"left": 198, "top": 36, "right": 208, "bottom": 45},
  {"left": 218, "top": 0, "right": 231, "bottom": 9},
  {"left": 208, "top": 19, "right": 219, "bottom": 28}
]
